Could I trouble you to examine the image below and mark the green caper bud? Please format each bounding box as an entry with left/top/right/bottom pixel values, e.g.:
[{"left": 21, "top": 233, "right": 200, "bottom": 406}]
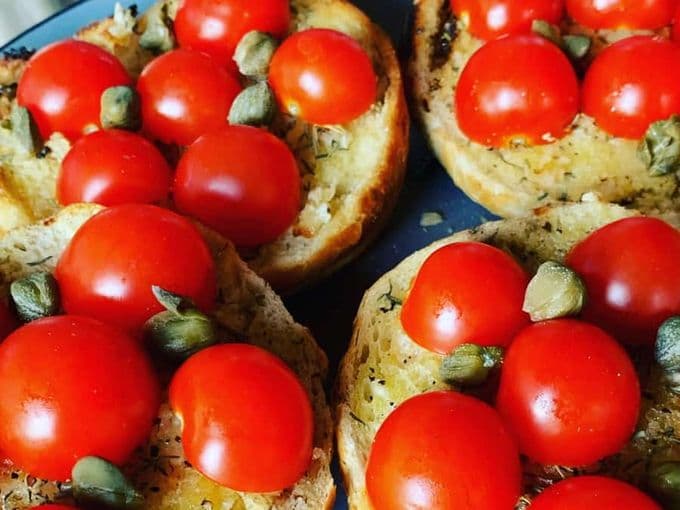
[
  {"left": 10, "top": 104, "right": 42, "bottom": 155},
  {"left": 649, "top": 462, "right": 680, "bottom": 505},
  {"left": 100, "top": 86, "right": 141, "bottom": 131},
  {"left": 639, "top": 115, "right": 680, "bottom": 176},
  {"left": 139, "top": 4, "right": 174, "bottom": 54},
  {"left": 233, "top": 31, "right": 278, "bottom": 80},
  {"left": 440, "top": 344, "right": 504, "bottom": 387},
  {"left": 144, "top": 286, "right": 217, "bottom": 360},
  {"left": 228, "top": 82, "right": 278, "bottom": 127},
  {"left": 523, "top": 261, "right": 586, "bottom": 322},
  {"left": 72, "top": 456, "right": 143, "bottom": 509},
  {"left": 10, "top": 272, "right": 60, "bottom": 323},
  {"left": 656, "top": 316, "right": 680, "bottom": 393},
  {"left": 563, "top": 35, "right": 591, "bottom": 59}
]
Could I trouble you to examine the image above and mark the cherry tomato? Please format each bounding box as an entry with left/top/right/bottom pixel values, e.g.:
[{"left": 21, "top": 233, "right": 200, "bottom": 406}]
[
  {"left": 567, "top": 217, "right": 680, "bottom": 345},
  {"left": 0, "top": 316, "right": 159, "bottom": 481},
  {"left": 497, "top": 319, "right": 640, "bottom": 467},
  {"left": 58, "top": 129, "right": 172, "bottom": 207},
  {"left": 456, "top": 34, "right": 579, "bottom": 147},
  {"left": 673, "top": 3, "right": 680, "bottom": 40},
  {"left": 451, "top": 0, "right": 564, "bottom": 40},
  {"left": 174, "top": 125, "right": 300, "bottom": 247},
  {"left": 269, "top": 29, "right": 377, "bottom": 125},
  {"left": 170, "top": 343, "right": 313, "bottom": 492},
  {"left": 55, "top": 204, "right": 216, "bottom": 335},
  {"left": 583, "top": 36, "right": 680, "bottom": 139},
  {"left": 531, "top": 476, "right": 661, "bottom": 510},
  {"left": 17, "top": 40, "right": 131, "bottom": 142},
  {"left": 137, "top": 49, "right": 241, "bottom": 146},
  {"left": 401, "top": 242, "right": 529, "bottom": 354},
  {"left": 566, "top": 0, "right": 675, "bottom": 29},
  {"left": 175, "top": 0, "right": 290, "bottom": 68},
  {"left": 366, "top": 391, "right": 521, "bottom": 510}
]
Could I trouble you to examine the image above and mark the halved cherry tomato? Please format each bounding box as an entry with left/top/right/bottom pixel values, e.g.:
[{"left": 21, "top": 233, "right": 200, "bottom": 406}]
[
  {"left": 269, "top": 29, "right": 377, "bottom": 125},
  {"left": 451, "top": 0, "right": 564, "bottom": 40},
  {"left": 0, "top": 316, "right": 159, "bottom": 481},
  {"left": 455, "top": 34, "right": 579, "bottom": 147},
  {"left": 175, "top": 0, "right": 290, "bottom": 68},
  {"left": 55, "top": 204, "right": 216, "bottom": 335},
  {"left": 582, "top": 36, "right": 680, "bottom": 139},
  {"left": 170, "top": 343, "right": 313, "bottom": 492},
  {"left": 401, "top": 242, "right": 529, "bottom": 354},
  {"left": 566, "top": 0, "right": 675, "bottom": 29},
  {"left": 174, "top": 125, "right": 300, "bottom": 247},
  {"left": 366, "top": 391, "right": 521, "bottom": 510},
  {"left": 17, "top": 40, "right": 131, "bottom": 142},
  {"left": 531, "top": 476, "right": 661, "bottom": 510},
  {"left": 137, "top": 49, "right": 241, "bottom": 146},
  {"left": 58, "top": 129, "right": 172, "bottom": 207},
  {"left": 497, "top": 319, "right": 640, "bottom": 467},
  {"left": 566, "top": 217, "right": 680, "bottom": 345}
]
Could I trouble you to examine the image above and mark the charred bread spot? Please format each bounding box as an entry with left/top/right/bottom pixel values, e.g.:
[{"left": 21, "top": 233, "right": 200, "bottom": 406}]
[
  {"left": 2, "top": 47, "right": 35, "bottom": 61},
  {"left": 429, "top": 0, "right": 457, "bottom": 71}
]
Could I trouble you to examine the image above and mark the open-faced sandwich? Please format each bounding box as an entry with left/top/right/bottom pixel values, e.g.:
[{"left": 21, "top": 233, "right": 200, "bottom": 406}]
[
  {"left": 411, "top": 0, "right": 680, "bottom": 217},
  {"left": 337, "top": 197, "right": 680, "bottom": 508},
  {"left": 0, "top": 203, "right": 334, "bottom": 509},
  {"left": 0, "top": 0, "right": 409, "bottom": 293}
]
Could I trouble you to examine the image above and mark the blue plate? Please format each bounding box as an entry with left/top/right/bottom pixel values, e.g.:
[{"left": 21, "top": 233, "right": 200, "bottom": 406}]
[{"left": 2, "top": 1, "right": 494, "bottom": 508}]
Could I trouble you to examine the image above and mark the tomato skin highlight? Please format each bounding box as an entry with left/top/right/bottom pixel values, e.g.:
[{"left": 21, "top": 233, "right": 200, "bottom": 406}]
[
  {"left": 566, "top": 217, "right": 680, "bottom": 345},
  {"left": 455, "top": 34, "right": 579, "bottom": 148},
  {"left": 0, "top": 316, "right": 160, "bottom": 481},
  {"left": 17, "top": 40, "right": 131, "bottom": 142},
  {"left": 530, "top": 476, "right": 661, "bottom": 510},
  {"left": 174, "top": 125, "right": 301, "bottom": 247},
  {"left": 55, "top": 204, "right": 217, "bottom": 336},
  {"left": 583, "top": 36, "right": 680, "bottom": 139},
  {"left": 169, "top": 343, "right": 314, "bottom": 492},
  {"left": 451, "top": 0, "right": 564, "bottom": 40},
  {"left": 137, "top": 49, "right": 241, "bottom": 146},
  {"left": 366, "top": 391, "right": 521, "bottom": 510},
  {"left": 566, "top": 0, "right": 675, "bottom": 29},
  {"left": 58, "top": 129, "right": 172, "bottom": 207},
  {"left": 268, "top": 29, "right": 377, "bottom": 125},
  {"left": 497, "top": 319, "right": 640, "bottom": 467},
  {"left": 401, "top": 242, "right": 530, "bottom": 354},
  {"left": 175, "top": 0, "right": 290, "bottom": 68}
]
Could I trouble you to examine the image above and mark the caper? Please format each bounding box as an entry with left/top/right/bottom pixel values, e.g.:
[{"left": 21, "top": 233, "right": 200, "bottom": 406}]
[
  {"left": 100, "top": 86, "right": 141, "bottom": 131},
  {"left": 649, "top": 462, "right": 680, "bottom": 506},
  {"left": 10, "top": 272, "right": 60, "bottom": 323},
  {"left": 440, "top": 343, "right": 504, "bottom": 387},
  {"left": 532, "top": 20, "right": 591, "bottom": 61},
  {"left": 523, "top": 261, "right": 586, "bottom": 322},
  {"left": 639, "top": 115, "right": 680, "bottom": 176},
  {"left": 656, "top": 316, "right": 680, "bottom": 393},
  {"left": 10, "top": 104, "right": 42, "bottom": 155},
  {"left": 228, "top": 82, "right": 277, "bottom": 127},
  {"left": 71, "top": 456, "right": 143, "bottom": 509},
  {"left": 233, "top": 31, "right": 278, "bottom": 80}
]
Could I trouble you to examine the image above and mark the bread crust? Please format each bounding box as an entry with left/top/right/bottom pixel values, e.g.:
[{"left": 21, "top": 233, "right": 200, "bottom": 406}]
[
  {"left": 409, "top": 0, "right": 680, "bottom": 218},
  {"left": 336, "top": 200, "right": 680, "bottom": 509}
]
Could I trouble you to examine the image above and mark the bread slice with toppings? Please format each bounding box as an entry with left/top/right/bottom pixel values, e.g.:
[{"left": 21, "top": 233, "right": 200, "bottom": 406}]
[
  {"left": 0, "top": 204, "right": 335, "bottom": 509},
  {"left": 409, "top": 0, "right": 679, "bottom": 217},
  {"left": 0, "top": 0, "right": 409, "bottom": 293},
  {"left": 336, "top": 199, "right": 680, "bottom": 509}
]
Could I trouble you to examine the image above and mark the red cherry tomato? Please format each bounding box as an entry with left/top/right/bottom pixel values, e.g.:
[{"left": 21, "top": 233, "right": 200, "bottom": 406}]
[
  {"left": 566, "top": 217, "right": 680, "bottom": 345},
  {"left": 17, "top": 40, "right": 131, "bottom": 142},
  {"left": 175, "top": 0, "right": 290, "bottom": 68},
  {"left": 0, "top": 316, "right": 159, "bottom": 481},
  {"left": 531, "top": 476, "right": 661, "bottom": 510},
  {"left": 137, "top": 49, "right": 241, "bottom": 146},
  {"left": 456, "top": 34, "right": 579, "bottom": 148},
  {"left": 451, "top": 0, "right": 564, "bottom": 40},
  {"left": 497, "top": 319, "right": 640, "bottom": 467},
  {"left": 401, "top": 242, "right": 530, "bottom": 354},
  {"left": 58, "top": 129, "right": 172, "bottom": 207},
  {"left": 673, "top": 4, "right": 680, "bottom": 40},
  {"left": 269, "top": 29, "right": 377, "bottom": 125},
  {"left": 55, "top": 204, "right": 216, "bottom": 335},
  {"left": 566, "top": 0, "right": 675, "bottom": 29},
  {"left": 170, "top": 343, "right": 313, "bottom": 492},
  {"left": 366, "top": 391, "right": 521, "bottom": 510},
  {"left": 583, "top": 36, "right": 680, "bottom": 139},
  {"left": 174, "top": 125, "right": 300, "bottom": 247}
]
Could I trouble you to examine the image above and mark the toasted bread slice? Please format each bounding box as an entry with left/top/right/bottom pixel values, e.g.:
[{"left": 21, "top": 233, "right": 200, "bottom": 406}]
[
  {"left": 0, "top": 204, "right": 335, "bottom": 510},
  {"left": 409, "top": 0, "right": 679, "bottom": 218},
  {"left": 336, "top": 199, "right": 680, "bottom": 509},
  {"left": 0, "top": 0, "right": 409, "bottom": 293}
]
